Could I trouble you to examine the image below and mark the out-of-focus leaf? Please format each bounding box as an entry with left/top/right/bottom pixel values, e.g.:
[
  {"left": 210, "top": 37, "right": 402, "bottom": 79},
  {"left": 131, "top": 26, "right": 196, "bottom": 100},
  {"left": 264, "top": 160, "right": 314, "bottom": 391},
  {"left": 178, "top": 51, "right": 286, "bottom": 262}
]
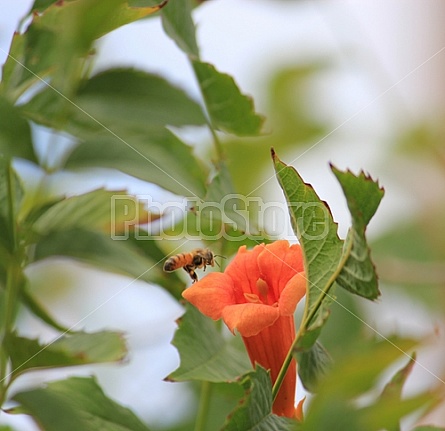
[
  {"left": 360, "top": 392, "right": 440, "bottom": 431},
  {"left": 221, "top": 366, "right": 296, "bottom": 431},
  {"left": 0, "top": 97, "right": 36, "bottom": 162},
  {"left": 332, "top": 167, "right": 384, "bottom": 300},
  {"left": 0, "top": 158, "right": 24, "bottom": 253},
  {"left": 32, "top": 228, "right": 169, "bottom": 289},
  {"left": 192, "top": 61, "right": 265, "bottom": 136},
  {"left": 161, "top": 0, "right": 199, "bottom": 57},
  {"left": 294, "top": 341, "right": 332, "bottom": 393},
  {"left": 22, "top": 0, "right": 167, "bottom": 93},
  {"left": 22, "top": 69, "right": 206, "bottom": 130},
  {"left": 64, "top": 128, "right": 208, "bottom": 199},
  {"left": 381, "top": 353, "right": 416, "bottom": 401},
  {"left": 73, "top": 68, "right": 206, "bottom": 128},
  {"left": 13, "top": 377, "right": 151, "bottom": 431},
  {"left": 0, "top": 33, "right": 27, "bottom": 101},
  {"left": 21, "top": 288, "right": 71, "bottom": 333},
  {"left": 168, "top": 304, "right": 251, "bottom": 382},
  {"left": 32, "top": 189, "right": 152, "bottom": 235},
  {"left": 124, "top": 229, "right": 185, "bottom": 299},
  {"left": 272, "top": 149, "right": 343, "bottom": 348},
  {"left": 302, "top": 337, "right": 421, "bottom": 431},
  {"left": 4, "top": 331, "right": 126, "bottom": 380}
]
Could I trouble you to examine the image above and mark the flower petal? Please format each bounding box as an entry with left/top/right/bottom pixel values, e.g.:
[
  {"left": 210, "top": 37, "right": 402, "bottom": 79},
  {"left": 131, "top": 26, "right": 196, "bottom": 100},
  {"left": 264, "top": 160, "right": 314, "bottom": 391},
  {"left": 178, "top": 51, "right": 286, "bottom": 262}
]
[
  {"left": 225, "top": 244, "right": 264, "bottom": 299},
  {"left": 222, "top": 303, "right": 280, "bottom": 337},
  {"left": 279, "top": 272, "right": 307, "bottom": 316},
  {"left": 182, "top": 272, "right": 235, "bottom": 320},
  {"left": 258, "top": 240, "right": 304, "bottom": 301}
]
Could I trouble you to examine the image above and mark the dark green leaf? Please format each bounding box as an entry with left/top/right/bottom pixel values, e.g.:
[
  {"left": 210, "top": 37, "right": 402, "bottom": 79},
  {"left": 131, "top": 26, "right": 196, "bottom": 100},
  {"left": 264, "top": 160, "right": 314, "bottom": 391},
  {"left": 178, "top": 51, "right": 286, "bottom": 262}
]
[
  {"left": 332, "top": 167, "right": 384, "bottom": 300},
  {"left": 272, "top": 149, "right": 343, "bottom": 348},
  {"left": 65, "top": 128, "right": 208, "bottom": 198},
  {"left": 0, "top": 97, "right": 36, "bottom": 162},
  {"left": 168, "top": 304, "right": 251, "bottom": 382},
  {"left": 4, "top": 331, "right": 126, "bottom": 380},
  {"left": 294, "top": 341, "right": 332, "bottom": 393},
  {"left": 13, "top": 376, "right": 151, "bottom": 431},
  {"left": 162, "top": 0, "right": 199, "bottom": 57},
  {"left": 192, "top": 61, "right": 265, "bottom": 136},
  {"left": 222, "top": 366, "right": 296, "bottom": 431}
]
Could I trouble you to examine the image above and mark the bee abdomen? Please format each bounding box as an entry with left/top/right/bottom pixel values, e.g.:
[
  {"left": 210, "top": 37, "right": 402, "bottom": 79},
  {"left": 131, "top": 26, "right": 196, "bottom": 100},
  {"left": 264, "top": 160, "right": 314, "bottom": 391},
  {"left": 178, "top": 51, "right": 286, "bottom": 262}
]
[{"left": 163, "top": 257, "right": 178, "bottom": 272}]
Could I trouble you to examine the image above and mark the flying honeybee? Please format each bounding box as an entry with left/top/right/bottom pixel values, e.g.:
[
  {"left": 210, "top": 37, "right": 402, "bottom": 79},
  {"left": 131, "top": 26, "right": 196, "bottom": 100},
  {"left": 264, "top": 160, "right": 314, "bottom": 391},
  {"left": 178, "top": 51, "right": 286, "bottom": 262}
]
[{"left": 163, "top": 248, "right": 218, "bottom": 283}]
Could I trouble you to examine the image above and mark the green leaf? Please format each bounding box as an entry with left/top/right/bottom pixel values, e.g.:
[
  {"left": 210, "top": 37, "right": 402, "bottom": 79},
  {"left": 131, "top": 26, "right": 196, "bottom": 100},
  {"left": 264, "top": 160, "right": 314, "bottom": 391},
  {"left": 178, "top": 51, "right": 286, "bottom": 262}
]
[
  {"left": 0, "top": 33, "right": 27, "bottom": 101},
  {"left": 73, "top": 68, "right": 206, "bottom": 128},
  {"left": 65, "top": 128, "right": 208, "bottom": 198},
  {"left": 272, "top": 149, "right": 343, "bottom": 347},
  {"left": 294, "top": 341, "right": 332, "bottom": 393},
  {"left": 302, "top": 337, "right": 420, "bottom": 431},
  {"left": 161, "top": 0, "right": 199, "bottom": 57},
  {"left": 0, "top": 97, "right": 36, "bottom": 162},
  {"left": 168, "top": 304, "right": 251, "bottom": 382},
  {"left": 13, "top": 376, "right": 151, "bottom": 431},
  {"left": 380, "top": 353, "right": 416, "bottom": 401},
  {"left": 222, "top": 366, "right": 296, "bottom": 431},
  {"left": 22, "top": 0, "right": 166, "bottom": 93},
  {"left": 332, "top": 166, "right": 384, "bottom": 300},
  {"left": 32, "top": 189, "right": 151, "bottom": 235},
  {"left": 0, "top": 159, "right": 25, "bottom": 253},
  {"left": 4, "top": 331, "right": 126, "bottom": 380},
  {"left": 21, "top": 288, "right": 71, "bottom": 333},
  {"left": 192, "top": 60, "right": 265, "bottom": 136},
  {"left": 32, "top": 228, "right": 170, "bottom": 289}
]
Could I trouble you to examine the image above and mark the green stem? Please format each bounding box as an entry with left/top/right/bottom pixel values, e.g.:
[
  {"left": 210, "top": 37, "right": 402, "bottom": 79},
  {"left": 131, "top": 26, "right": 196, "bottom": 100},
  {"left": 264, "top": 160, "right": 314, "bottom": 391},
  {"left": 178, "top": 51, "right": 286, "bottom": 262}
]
[
  {"left": 271, "top": 237, "right": 353, "bottom": 401},
  {"left": 0, "top": 162, "right": 21, "bottom": 403},
  {"left": 194, "top": 381, "right": 212, "bottom": 431}
]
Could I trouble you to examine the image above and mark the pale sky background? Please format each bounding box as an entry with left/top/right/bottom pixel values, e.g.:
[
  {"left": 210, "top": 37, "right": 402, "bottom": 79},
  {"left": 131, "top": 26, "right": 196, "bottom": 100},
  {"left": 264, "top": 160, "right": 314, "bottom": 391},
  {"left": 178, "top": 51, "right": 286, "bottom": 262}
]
[{"left": 1, "top": 1, "right": 444, "bottom": 430}]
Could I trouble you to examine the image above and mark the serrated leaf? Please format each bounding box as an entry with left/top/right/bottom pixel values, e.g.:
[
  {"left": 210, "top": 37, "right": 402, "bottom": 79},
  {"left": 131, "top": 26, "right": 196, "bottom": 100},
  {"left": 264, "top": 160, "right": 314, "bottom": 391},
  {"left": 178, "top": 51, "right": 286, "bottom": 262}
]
[
  {"left": 222, "top": 366, "right": 296, "bottom": 431},
  {"left": 294, "top": 341, "right": 332, "bottom": 393},
  {"left": 32, "top": 228, "right": 171, "bottom": 289},
  {"left": 161, "top": 0, "right": 199, "bottom": 57},
  {"left": 272, "top": 149, "right": 343, "bottom": 347},
  {"left": 168, "top": 304, "right": 251, "bottom": 382},
  {"left": 332, "top": 167, "right": 384, "bottom": 300},
  {"left": 0, "top": 97, "right": 36, "bottom": 162},
  {"left": 4, "top": 331, "right": 126, "bottom": 380},
  {"left": 65, "top": 128, "right": 208, "bottom": 199},
  {"left": 13, "top": 376, "right": 151, "bottom": 431},
  {"left": 192, "top": 61, "right": 265, "bottom": 136},
  {"left": 32, "top": 189, "right": 151, "bottom": 235}
]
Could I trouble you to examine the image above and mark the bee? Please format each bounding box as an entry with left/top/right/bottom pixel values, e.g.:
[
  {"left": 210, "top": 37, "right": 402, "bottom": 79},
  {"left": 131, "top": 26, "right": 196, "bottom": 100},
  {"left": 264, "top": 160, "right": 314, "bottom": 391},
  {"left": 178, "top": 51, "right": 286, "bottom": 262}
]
[{"left": 163, "top": 248, "right": 217, "bottom": 283}]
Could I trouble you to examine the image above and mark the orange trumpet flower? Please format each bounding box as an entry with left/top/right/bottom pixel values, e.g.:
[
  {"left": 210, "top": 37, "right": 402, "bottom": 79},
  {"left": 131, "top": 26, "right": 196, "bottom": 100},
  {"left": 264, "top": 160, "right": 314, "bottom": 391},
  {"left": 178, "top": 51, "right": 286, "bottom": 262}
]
[{"left": 182, "top": 240, "right": 306, "bottom": 417}]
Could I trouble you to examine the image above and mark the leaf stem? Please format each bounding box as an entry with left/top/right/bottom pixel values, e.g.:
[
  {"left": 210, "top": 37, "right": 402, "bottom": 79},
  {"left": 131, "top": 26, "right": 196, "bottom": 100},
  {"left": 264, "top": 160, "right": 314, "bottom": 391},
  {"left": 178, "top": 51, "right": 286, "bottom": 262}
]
[
  {"left": 194, "top": 380, "right": 212, "bottom": 431},
  {"left": 271, "top": 235, "right": 353, "bottom": 401}
]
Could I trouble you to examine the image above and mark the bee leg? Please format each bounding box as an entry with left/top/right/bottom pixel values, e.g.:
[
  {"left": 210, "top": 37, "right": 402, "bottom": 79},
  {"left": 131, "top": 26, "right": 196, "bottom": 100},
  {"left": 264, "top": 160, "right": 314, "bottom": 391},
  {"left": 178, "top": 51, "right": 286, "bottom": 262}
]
[{"left": 184, "top": 265, "right": 198, "bottom": 283}]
